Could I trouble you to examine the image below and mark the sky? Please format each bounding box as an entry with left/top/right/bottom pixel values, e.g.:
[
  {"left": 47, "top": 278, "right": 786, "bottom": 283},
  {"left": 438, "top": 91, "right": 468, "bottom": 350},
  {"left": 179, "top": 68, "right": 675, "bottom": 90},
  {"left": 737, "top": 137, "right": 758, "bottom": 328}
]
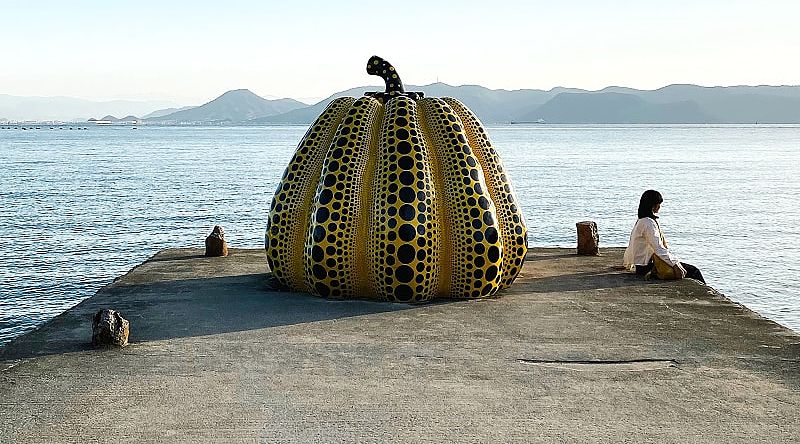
[{"left": 1, "top": 0, "right": 798, "bottom": 105}]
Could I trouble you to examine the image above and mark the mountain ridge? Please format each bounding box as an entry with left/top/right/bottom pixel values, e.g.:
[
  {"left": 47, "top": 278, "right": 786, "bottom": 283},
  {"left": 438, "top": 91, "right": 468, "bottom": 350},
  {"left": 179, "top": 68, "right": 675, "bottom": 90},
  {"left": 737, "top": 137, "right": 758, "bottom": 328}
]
[
  {"left": 3, "top": 83, "right": 800, "bottom": 123},
  {"left": 255, "top": 83, "right": 800, "bottom": 124},
  {"left": 145, "top": 89, "right": 306, "bottom": 123}
]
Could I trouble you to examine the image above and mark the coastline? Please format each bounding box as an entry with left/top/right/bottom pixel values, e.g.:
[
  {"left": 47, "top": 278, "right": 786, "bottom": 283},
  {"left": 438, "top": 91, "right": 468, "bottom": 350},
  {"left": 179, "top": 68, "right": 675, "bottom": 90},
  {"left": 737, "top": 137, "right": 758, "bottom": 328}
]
[{"left": 2, "top": 247, "right": 798, "bottom": 442}]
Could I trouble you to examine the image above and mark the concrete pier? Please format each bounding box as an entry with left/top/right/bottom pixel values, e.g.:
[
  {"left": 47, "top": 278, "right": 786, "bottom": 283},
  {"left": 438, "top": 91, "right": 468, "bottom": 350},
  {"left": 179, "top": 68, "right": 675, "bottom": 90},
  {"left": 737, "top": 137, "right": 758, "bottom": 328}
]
[{"left": 1, "top": 248, "right": 799, "bottom": 442}]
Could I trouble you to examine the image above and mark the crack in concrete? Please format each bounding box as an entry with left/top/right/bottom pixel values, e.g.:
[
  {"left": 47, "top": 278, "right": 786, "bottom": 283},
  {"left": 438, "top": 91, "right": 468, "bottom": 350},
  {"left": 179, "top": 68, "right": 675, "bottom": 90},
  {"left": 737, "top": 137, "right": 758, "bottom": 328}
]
[
  {"left": 517, "top": 358, "right": 678, "bottom": 365},
  {"left": 516, "top": 358, "right": 679, "bottom": 371}
]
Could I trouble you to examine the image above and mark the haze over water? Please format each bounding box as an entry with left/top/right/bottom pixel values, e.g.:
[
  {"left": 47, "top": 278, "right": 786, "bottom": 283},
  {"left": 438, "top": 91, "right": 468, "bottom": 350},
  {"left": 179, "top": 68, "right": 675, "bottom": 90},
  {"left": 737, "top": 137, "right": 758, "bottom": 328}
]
[{"left": 1, "top": 124, "right": 799, "bottom": 345}]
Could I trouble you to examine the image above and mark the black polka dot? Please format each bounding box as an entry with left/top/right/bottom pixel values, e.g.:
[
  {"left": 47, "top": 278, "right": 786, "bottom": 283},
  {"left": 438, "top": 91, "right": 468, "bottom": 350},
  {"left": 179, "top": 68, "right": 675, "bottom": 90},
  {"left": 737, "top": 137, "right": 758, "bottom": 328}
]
[
  {"left": 313, "top": 226, "right": 326, "bottom": 242},
  {"left": 398, "top": 156, "right": 414, "bottom": 170},
  {"left": 395, "top": 265, "right": 413, "bottom": 283},
  {"left": 313, "top": 264, "right": 326, "bottom": 280},
  {"left": 312, "top": 246, "right": 324, "bottom": 262},
  {"left": 399, "top": 204, "right": 416, "bottom": 221},
  {"left": 399, "top": 187, "right": 415, "bottom": 203},
  {"left": 394, "top": 285, "right": 413, "bottom": 302},
  {"left": 399, "top": 171, "right": 415, "bottom": 185},
  {"left": 399, "top": 224, "right": 416, "bottom": 242},
  {"left": 398, "top": 245, "right": 415, "bottom": 264},
  {"left": 316, "top": 207, "right": 330, "bottom": 223},
  {"left": 486, "top": 227, "right": 499, "bottom": 243},
  {"left": 486, "top": 265, "right": 498, "bottom": 281},
  {"left": 315, "top": 283, "right": 330, "bottom": 297},
  {"left": 397, "top": 141, "right": 412, "bottom": 154},
  {"left": 488, "top": 246, "right": 500, "bottom": 262}
]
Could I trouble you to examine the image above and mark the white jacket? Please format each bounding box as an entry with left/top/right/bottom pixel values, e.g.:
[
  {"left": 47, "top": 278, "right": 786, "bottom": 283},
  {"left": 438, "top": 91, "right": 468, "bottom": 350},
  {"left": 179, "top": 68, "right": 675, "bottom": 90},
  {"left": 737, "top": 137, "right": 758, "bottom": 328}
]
[{"left": 623, "top": 217, "right": 679, "bottom": 270}]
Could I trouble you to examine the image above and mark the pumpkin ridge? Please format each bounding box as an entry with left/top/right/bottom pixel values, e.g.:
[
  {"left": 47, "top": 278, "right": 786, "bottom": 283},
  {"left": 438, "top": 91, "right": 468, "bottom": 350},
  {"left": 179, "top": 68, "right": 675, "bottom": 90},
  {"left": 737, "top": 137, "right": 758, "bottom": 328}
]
[
  {"left": 266, "top": 97, "right": 355, "bottom": 291},
  {"left": 415, "top": 101, "right": 451, "bottom": 297},
  {"left": 418, "top": 98, "right": 503, "bottom": 298},
  {"left": 369, "top": 96, "right": 441, "bottom": 302},
  {"left": 303, "top": 97, "right": 381, "bottom": 299},
  {"left": 354, "top": 99, "right": 384, "bottom": 297},
  {"left": 443, "top": 97, "right": 528, "bottom": 288}
]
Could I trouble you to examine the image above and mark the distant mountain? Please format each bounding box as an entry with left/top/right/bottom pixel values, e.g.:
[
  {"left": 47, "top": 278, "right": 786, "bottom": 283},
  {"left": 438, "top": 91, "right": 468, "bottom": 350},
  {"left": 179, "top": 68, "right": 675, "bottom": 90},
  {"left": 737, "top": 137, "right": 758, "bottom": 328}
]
[
  {"left": 0, "top": 94, "right": 179, "bottom": 121},
  {"left": 147, "top": 89, "right": 306, "bottom": 123},
  {"left": 592, "top": 85, "right": 800, "bottom": 123},
  {"left": 141, "top": 106, "right": 195, "bottom": 119},
  {"left": 4, "top": 83, "right": 799, "bottom": 124},
  {"left": 519, "top": 92, "right": 715, "bottom": 123},
  {"left": 251, "top": 83, "right": 580, "bottom": 125},
  {"left": 258, "top": 83, "right": 800, "bottom": 125}
]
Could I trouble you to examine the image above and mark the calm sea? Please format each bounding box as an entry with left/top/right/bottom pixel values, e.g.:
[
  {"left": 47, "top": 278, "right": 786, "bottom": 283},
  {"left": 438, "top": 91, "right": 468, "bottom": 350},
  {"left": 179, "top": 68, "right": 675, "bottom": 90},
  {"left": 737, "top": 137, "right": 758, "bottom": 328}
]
[{"left": 1, "top": 124, "right": 799, "bottom": 345}]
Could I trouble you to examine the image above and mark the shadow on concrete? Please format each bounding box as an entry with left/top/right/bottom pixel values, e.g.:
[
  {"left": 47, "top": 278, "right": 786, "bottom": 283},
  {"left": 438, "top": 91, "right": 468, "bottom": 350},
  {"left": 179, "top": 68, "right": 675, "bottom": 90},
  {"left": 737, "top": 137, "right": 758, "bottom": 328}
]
[
  {"left": 508, "top": 270, "right": 646, "bottom": 294},
  {"left": 0, "top": 273, "right": 423, "bottom": 361},
  {"left": 523, "top": 253, "right": 580, "bottom": 262}
]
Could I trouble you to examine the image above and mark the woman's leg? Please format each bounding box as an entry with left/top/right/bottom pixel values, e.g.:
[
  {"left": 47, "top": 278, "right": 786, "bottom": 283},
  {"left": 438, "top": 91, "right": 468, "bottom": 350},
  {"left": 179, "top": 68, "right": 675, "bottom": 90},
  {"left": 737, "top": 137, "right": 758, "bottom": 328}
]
[
  {"left": 680, "top": 262, "right": 705, "bottom": 283},
  {"left": 635, "top": 261, "right": 654, "bottom": 276}
]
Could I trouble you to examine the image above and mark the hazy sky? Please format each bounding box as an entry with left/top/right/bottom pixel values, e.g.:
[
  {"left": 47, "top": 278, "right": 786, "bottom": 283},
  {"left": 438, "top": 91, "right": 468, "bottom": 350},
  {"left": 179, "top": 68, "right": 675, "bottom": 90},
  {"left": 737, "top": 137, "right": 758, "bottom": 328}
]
[{"left": 1, "top": 0, "right": 798, "bottom": 104}]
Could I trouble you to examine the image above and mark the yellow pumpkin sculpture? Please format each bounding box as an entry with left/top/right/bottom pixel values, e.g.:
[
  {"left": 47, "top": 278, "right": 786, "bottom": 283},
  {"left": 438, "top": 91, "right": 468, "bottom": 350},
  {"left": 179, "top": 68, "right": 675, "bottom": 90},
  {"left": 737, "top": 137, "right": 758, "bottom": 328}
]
[{"left": 266, "top": 56, "right": 528, "bottom": 302}]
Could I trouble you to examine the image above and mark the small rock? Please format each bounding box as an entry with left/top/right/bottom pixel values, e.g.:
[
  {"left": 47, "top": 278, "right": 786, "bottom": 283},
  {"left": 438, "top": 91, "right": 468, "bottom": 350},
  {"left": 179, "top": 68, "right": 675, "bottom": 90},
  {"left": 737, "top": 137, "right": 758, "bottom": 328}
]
[
  {"left": 576, "top": 221, "right": 599, "bottom": 255},
  {"left": 92, "top": 309, "right": 129, "bottom": 347},
  {"left": 205, "top": 225, "right": 228, "bottom": 257}
]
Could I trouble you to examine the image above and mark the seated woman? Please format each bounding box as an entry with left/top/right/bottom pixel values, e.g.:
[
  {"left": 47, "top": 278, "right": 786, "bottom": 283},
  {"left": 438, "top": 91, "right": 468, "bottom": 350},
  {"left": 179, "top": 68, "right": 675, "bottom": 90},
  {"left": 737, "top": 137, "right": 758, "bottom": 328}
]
[{"left": 623, "top": 190, "right": 705, "bottom": 283}]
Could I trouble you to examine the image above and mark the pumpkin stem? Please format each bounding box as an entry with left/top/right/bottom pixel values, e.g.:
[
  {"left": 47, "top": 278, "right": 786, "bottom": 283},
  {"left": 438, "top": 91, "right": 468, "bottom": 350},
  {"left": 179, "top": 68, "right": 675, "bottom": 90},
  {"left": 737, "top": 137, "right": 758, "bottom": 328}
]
[{"left": 367, "top": 56, "right": 405, "bottom": 95}]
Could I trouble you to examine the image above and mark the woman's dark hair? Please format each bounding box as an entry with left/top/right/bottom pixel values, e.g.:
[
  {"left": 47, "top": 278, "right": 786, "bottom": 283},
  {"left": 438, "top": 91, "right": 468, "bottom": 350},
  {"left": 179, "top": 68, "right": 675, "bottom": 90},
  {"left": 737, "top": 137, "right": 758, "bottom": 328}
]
[{"left": 638, "top": 189, "right": 663, "bottom": 219}]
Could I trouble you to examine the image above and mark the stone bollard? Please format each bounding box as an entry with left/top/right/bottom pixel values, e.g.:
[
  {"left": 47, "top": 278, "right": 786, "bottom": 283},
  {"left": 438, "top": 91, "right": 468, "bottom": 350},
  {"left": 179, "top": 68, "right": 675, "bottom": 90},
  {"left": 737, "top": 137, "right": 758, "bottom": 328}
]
[
  {"left": 576, "top": 221, "right": 599, "bottom": 255},
  {"left": 92, "top": 309, "right": 129, "bottom": 347},
  {"left": 205, "top": 225, "right": 228, "bottom": 257}
]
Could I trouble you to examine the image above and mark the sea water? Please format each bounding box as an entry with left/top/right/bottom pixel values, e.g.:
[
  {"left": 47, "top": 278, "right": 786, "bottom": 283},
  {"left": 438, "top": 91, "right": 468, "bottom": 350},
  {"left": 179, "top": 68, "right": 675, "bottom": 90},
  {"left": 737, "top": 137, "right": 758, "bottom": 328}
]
[{"left": 1, "top": 124, "right": 799, "bottom": 345}]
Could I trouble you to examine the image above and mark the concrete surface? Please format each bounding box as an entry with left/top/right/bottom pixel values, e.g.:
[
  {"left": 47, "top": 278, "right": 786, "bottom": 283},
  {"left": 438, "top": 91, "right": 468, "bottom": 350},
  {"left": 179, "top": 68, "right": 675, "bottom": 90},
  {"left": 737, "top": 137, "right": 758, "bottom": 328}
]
[{"left": 1, "top": 247, "right": 799, "bottom": 443}]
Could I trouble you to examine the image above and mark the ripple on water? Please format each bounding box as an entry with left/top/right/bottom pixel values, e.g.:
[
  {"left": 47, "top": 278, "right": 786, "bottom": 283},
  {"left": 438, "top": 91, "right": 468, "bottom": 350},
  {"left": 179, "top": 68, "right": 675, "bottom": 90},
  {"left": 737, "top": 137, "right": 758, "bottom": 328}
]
[{"left": 1, "top": 124, "right": 799, "bottom": 345}]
